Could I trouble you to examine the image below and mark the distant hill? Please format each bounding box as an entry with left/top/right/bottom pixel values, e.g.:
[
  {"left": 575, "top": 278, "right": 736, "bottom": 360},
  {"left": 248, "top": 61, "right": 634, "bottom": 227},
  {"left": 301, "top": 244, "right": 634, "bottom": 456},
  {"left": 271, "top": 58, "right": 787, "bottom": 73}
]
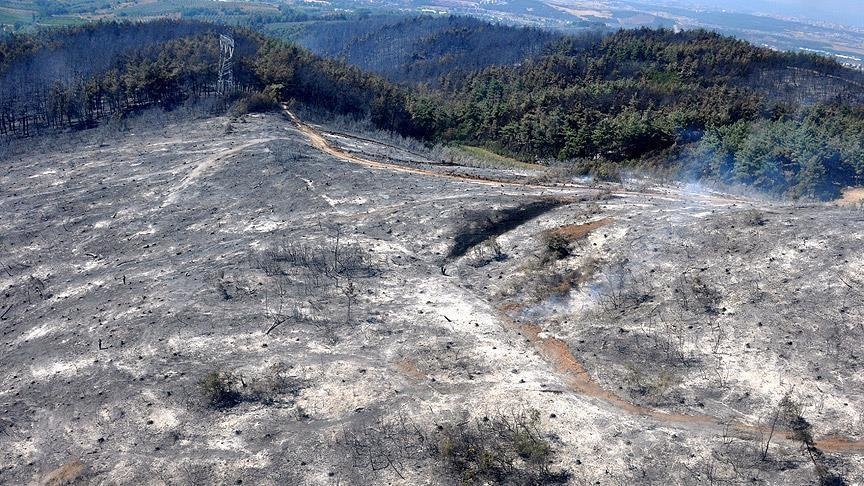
[
  {"left": 0, "top": 20, "right": 413, "bottom": 137},
  {"left": 412, "top": 27, "right": 864, "bottom": 198},
  {"left": 670, "top": 0, "right": 864, "bottom": 29},
  {"left": 283, "top": 15, "right": 563, "bottom": 87},
  {"left": 287, "top": 17, "right": 864, "bottom": 198}
]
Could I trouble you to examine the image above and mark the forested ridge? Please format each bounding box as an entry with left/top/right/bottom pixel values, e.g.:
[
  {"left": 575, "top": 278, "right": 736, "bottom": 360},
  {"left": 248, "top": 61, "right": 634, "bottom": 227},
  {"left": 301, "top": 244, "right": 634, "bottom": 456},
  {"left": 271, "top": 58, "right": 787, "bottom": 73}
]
[
  {"left": 288, "top": 15, "right": 563, "bottom": 87},
  {"left": 0, "top": 20, "right": 226, "bottom": 134},
  {"left": 0, "top": 20, "right": 411, "bottom": 137},
  {"left": 2, "top": 18, "right": 864, "bottom": 199},
  {"left": 412, "top": 28, "right": 864, "bottom": 198}
]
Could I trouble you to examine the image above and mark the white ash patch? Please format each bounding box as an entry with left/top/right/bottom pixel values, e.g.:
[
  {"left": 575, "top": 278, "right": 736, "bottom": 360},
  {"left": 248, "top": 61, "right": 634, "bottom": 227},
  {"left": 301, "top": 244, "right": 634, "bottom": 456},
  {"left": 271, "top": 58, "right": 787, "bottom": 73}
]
[{"left": 30, "top": 357, "right": 94, "bottom": 380}]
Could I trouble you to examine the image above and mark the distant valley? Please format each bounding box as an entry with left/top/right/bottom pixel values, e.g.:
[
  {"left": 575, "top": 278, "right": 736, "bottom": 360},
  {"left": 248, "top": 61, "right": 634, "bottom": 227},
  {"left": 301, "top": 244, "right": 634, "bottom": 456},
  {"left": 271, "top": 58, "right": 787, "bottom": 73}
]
[{"left": 3, "top": 0, "right": 863, "bottom": 70}]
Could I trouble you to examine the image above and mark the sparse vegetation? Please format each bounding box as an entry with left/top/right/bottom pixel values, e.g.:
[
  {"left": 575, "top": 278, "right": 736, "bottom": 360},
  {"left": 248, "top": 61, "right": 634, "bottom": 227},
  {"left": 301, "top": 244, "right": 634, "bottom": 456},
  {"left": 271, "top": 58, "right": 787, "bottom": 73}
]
[
  {"left": 528, "top": 264, "right": 598, "bottom": 304},
  {"left": 469, "top": 236, "right": 506, "bottom": 267},
  {"left": 336, "top": 408, "right": 569, "bottom": 484},
  {"left": 199, "top": 370, "right": 242, "bottom": 409},
  {"left": 4, "top": 15, "right": 864, "bottom": 483},
  {"left": 778, "top": 394, "right": 848, "bottom": 486},
  {"left": 253, "top": 232, "right": 381, "bottom": 281},
  {"left": 623, "top": 365, "right": 680, "bottom": 404},
  {"left": 432, "top": 409, "right": 569, "bottom": 484},
  {"left": 339, "top": 412, "right": 428, "bottom": 479},
  {"left": 542, "top": 233, "right": 572, "bottom": 262},
  {"left": 251, "top": 228, "right": 381, "bottom": 342},
  {"left": 595, "top": 262, "right": 655, "bottom": 313},
  {"left": 741, "top": 209, "right": 768, "bottom": 226},
  {"left": 675, "top": 273, "right": 723, "bottom": 315},
  {"left": 541, "top": 219, "right": 611, "bottom": 263},
  {"left": 248, "top": 362, "right": 307, "bottom": 407},
  {"left": 198, "top": 365, "right": 306, "bottom": 410},
  {"left": 229, "top": 91, "right": 280, "bottom": 117}
]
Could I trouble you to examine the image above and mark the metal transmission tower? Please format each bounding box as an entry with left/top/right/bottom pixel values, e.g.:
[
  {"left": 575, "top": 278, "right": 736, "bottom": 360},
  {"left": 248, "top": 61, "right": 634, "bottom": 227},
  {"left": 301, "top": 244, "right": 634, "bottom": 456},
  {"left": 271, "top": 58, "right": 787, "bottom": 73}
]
[{"left": 217, "top": 34, "right": 235, "bottom": 95}]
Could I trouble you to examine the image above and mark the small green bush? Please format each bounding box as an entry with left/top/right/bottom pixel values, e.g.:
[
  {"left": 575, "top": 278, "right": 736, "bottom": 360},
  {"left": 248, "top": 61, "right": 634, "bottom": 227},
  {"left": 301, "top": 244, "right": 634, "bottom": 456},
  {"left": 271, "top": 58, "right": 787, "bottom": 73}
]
[
  {"left": 591, "top": 162, "right": 622, "bottom": 183},
  {"left": 199, "top": 371, "right": 242, "bottom": 409},
  {"left": 199, "top": 365, "right": 307, "bottom": 410},
  {"left": 230, "top": 92, "right": 280, "bottom": 117},
  {"left": 566, "top": 159, "right": 623, "bottom": 183},
  {"left": 543, "top": 233, "right": 571, "bottom": 261},
  {"left": 433, "top": 409, "right": 569, "bottom": 484}
]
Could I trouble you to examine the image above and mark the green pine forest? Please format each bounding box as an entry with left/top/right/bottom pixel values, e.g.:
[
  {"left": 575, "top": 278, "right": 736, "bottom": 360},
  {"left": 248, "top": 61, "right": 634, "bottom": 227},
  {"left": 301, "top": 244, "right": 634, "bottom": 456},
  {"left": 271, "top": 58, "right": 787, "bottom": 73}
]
[{"left": 2, "top": 18, "right": 863, "bottom": 200}]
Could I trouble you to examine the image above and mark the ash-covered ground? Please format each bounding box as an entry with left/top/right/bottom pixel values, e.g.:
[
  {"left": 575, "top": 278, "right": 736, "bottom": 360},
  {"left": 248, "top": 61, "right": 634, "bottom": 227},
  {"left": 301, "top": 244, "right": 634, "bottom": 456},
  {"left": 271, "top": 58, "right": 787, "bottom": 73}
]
[{"left": 1, "top": 111, "right": 862, "bottom": 485}]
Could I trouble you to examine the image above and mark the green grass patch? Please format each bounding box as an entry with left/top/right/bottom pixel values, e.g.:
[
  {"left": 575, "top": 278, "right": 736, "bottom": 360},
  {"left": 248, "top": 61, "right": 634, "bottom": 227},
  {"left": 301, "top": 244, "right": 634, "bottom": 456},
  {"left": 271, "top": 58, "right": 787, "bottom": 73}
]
[
  {"left": 115, "top": 0, "right": 278, "bottom": 17},
  {"left": 37, "top": 16, "right": 86, "bottom": 27},
  {"left": 0, "top": 7, "right": 35, "bottom": 25},
  {"left": 456, "top": 145, "right": 543, "bottom": 170}
]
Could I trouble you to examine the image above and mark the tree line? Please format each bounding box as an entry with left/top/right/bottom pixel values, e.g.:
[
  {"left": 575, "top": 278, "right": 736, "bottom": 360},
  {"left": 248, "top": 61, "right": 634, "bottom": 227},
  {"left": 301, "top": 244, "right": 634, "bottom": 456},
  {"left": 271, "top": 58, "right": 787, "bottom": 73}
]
[
  {"left": 0, "top": 20, "right": 222, "bottom": 135},
  {"left": 289, "top": 15, "right": 563, "bottom": 88},
  {"left": 401, "top": 27, "right": 864, "bottom": 199},
  {"left": 287, "top": 18, "right": 864, "bottom": 198},
  {"left": 2, "top": 19, "right": 863, "bottom": 199},
  {"left": 0, "top": 19, "right": 407, "bottom": 137}
]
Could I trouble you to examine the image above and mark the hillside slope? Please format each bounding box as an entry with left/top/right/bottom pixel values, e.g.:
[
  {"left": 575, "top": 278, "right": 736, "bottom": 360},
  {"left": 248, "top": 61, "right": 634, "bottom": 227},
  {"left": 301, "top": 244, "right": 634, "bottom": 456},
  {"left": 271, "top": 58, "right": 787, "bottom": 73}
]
[
  {"left": 1, "top": 109, "right": 862, "bottom": 484},
  {"left": 288, "top": 15, "right": 562, "bottom": 87},
  {"left": 3, "top": 20, "right": 864, "bottom": 200}
]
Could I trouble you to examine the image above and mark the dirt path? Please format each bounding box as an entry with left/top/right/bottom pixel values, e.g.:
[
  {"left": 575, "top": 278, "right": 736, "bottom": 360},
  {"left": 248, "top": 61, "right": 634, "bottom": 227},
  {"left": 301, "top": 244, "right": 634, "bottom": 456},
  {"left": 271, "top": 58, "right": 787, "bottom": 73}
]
[
  {"left": 283, "top": 108, "right": 568, "bottom": 191},
  {"left": 514, "top": 319, "right": 864, "bottom": 453},
  {"left": 283, "top": 107, "right": 751, "bottom": 207},
  {"left": 282, "top": 109, "right": 864, "bottom": 453},
  {"left": 318, "top": 128, "right": 436, "bottom": 162},
  {"left": 164, "top": 137, "right": 280, "bottom": 204}
]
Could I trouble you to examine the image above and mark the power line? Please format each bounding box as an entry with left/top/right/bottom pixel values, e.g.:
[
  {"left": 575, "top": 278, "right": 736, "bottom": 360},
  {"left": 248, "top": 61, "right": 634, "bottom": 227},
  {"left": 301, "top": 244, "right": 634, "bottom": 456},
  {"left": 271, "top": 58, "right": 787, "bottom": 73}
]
[{"left": 217, "top": 34, "right": 235, "bottom": 95}]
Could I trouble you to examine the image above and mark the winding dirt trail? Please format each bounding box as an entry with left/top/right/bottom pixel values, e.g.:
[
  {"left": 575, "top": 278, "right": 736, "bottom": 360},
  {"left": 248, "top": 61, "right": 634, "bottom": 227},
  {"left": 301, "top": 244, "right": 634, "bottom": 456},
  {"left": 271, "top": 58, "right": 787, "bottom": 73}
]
[
  {"left": 283, "top": 108, "right": 563, "bottom": 191},
  {"left": 283, "top": 107, "right": 752, "bottom": 207},
  {"left": 283, "top": 107, "right": 864, "bottom": 453},
  {"left": 164, "top": 137, "right": 280, "bottom": 204},
  {"left": 514, "top": 319, "right": 864, "bottom": 453},
  {"left": 498, "top": 221, "right": 864, "bottom": 454}
]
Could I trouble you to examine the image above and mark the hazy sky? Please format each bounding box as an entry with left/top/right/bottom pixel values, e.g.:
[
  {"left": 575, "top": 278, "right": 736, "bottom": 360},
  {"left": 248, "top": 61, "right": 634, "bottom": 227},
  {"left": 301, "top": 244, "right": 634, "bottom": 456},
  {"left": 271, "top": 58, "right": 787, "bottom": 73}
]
[{"left": 653, "top": 0, "right": 864, "bottom": 27}]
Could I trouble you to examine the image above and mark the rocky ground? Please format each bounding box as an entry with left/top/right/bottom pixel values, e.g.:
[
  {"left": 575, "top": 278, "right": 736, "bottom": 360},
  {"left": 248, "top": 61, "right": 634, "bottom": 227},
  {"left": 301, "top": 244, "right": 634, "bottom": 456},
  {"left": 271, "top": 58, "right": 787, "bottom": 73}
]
[{"left": 1, "top": 110, "right": 862, "bottom": 485}]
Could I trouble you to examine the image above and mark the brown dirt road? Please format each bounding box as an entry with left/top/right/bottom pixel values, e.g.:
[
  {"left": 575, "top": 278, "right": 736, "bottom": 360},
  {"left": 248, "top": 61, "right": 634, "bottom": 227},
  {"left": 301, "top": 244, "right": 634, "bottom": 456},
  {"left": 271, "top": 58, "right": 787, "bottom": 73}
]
[
  {"left": 281, "top": 107, "right": 864, "bottom": 454},
  {"left": 283, "top": 106, "right": 752, "bottom": 207},
  {"left": 515, "top": 319, "right": 864, "bottom": 453}
]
